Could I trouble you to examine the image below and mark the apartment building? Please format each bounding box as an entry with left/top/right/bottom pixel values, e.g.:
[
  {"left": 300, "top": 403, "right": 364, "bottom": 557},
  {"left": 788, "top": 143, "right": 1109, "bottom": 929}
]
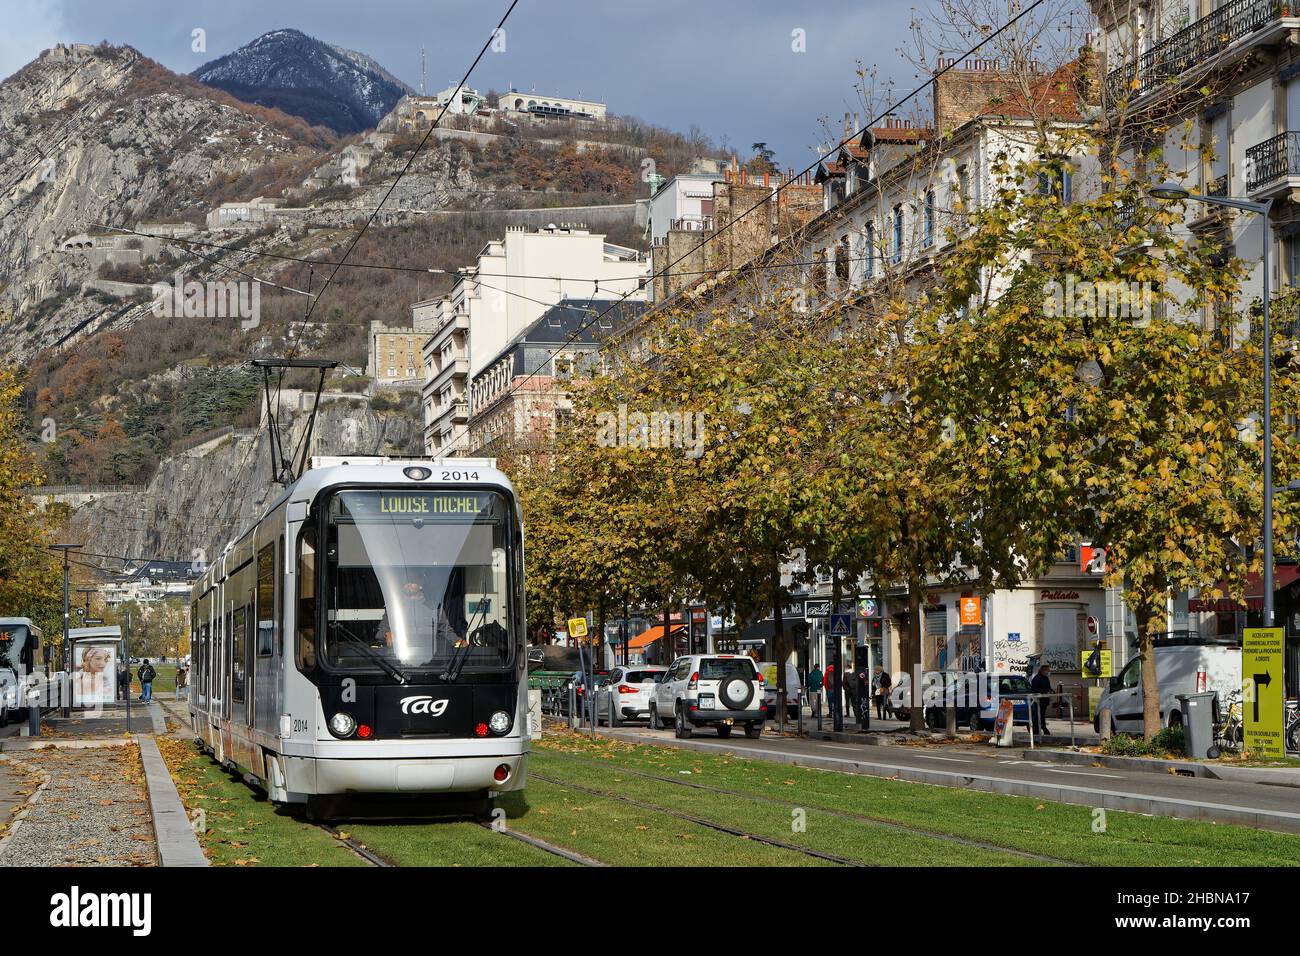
[
  {"left": 419, "top": 224, "right": 648, "bottom": 455},
  {"left": 467, "top": 298, "right": 646, "bottom": 455},
  {"left": 1092, "top": 0, "right": 1300, "bottom": 694}
]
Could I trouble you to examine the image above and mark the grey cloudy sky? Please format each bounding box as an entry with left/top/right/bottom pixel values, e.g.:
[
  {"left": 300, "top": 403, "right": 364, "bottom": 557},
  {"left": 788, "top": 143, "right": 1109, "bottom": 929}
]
[{"left": 2, "top": 0, "right": 927, "bottom": 166}]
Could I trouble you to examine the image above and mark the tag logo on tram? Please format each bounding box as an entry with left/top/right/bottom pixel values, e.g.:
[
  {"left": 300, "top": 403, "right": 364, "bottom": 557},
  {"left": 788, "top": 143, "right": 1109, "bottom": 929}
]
[{"left": 399, "top": 695, "right": 450, "bottom": 716}]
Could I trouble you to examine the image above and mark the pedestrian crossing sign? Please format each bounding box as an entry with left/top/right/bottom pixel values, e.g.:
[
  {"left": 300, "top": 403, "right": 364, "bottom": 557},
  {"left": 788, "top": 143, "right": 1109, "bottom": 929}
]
[{"left": 829, "top": 613, "right": 852, "bottom": 637}]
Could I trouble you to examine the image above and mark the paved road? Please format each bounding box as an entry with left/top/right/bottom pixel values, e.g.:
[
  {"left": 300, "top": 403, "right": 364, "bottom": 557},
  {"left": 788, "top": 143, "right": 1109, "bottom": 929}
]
[{"left": 598, "top": 724, "right": 1300, "bottom": 834}]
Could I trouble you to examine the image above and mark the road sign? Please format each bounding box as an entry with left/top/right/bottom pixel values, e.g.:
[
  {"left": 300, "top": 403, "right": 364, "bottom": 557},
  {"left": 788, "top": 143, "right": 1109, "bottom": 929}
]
[
  {"left": 803, "top": 599, "right": 832, "bottom": 618},
  {"left": 567, "top": 617, "right": 588, "bottom": 640},
  {"left": 1086, "top": 615, "right": 1098, "bottom": 636},
  {"left": 1079, "top": 648, "right": 1113, "bottom": 678},
  {"left": 829, "top": 613, "right": 852, "bottom": 638},
  {"left": 1243, "top": 627, "right": 1285, "bottom": 758},
  {"left": 959, "top": 596, "right": 981, "bottom": 626}
]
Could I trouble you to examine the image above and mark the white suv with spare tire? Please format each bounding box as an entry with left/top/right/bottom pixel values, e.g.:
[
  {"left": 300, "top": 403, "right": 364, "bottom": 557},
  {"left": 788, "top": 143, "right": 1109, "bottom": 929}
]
[{"left": 650, "top": 654, "right": 765, "bottom": 739}]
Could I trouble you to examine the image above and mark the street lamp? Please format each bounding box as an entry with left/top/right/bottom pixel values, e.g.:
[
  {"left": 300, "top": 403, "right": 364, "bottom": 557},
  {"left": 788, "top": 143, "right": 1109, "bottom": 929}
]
[{"left": 1148, "top": 182, "right": 1275, "bottom": 625}]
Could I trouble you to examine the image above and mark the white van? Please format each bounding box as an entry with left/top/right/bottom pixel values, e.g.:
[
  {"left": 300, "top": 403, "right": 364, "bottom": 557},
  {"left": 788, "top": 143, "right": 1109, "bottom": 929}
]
[
  {"left": 758, "top": 661, "right": 801, "bottom": 720},
  {"left": 1095, "top": 641, "right": 1241, "bottom": 735}
]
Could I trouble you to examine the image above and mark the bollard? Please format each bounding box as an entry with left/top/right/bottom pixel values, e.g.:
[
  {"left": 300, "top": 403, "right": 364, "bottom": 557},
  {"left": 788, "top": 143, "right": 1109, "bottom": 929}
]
[{"left": 27, "top": 703, "right": 39, "bottom": 737}]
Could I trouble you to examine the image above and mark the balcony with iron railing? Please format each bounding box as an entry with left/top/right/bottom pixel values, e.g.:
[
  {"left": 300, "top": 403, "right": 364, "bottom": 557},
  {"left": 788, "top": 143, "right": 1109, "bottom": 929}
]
[
  {"left": 1245, "top": 131, "right": 1300, "bottom": 197},
  {"left": 1105, "top": 0, "right": 1291, "bottom": 103},
  {"left": 669, "top": 215, "right": 713, "bottom": 232}
]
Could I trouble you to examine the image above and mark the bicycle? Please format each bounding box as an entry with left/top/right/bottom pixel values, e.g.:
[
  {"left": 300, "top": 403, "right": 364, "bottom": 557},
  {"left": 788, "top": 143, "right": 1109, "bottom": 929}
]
[
  {"left": 1209, "top": 688, "right": 1243, "bottom": 758},
  {"left": 1287, "top": 699, "right": 1299, "bottom": 755}
]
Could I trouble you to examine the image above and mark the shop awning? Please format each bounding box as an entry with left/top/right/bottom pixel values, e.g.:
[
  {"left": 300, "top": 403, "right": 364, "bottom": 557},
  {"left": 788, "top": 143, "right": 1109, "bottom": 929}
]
[
  {"left": 626, "top": 624, "right": 684, "bottom": 649},
  {"left": 1192, "top": 565, "right": 1300, "bottom": 612},
  {"left": 740, "top": 618, "right": 810, "bottom": 642}
]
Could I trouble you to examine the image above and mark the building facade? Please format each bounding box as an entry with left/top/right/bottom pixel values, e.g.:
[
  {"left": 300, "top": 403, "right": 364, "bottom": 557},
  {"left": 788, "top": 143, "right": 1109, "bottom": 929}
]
[
  {"left": 419, "top": 225, "right": 648, "bottom": 455},
  {"left": 1092, "top": 0, "right": 1300, "bottom": 695},
  {"left": 467, "top": 298, "right": 645, "bottom": 455}
]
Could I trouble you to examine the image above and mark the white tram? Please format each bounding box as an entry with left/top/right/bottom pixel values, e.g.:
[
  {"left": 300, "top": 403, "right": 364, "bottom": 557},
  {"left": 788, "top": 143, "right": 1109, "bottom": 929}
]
[{"left": 188, "top": 456, "right": 529, "bottom": 817}]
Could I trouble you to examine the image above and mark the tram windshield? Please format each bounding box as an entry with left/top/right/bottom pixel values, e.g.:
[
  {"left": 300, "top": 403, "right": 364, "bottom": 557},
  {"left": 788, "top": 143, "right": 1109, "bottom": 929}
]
[
  {"left": 0, "top": 624, "right": 29, "bottom": 672},
  {"left": 322, "top": 489, "right": 517, "bottom": 673}
]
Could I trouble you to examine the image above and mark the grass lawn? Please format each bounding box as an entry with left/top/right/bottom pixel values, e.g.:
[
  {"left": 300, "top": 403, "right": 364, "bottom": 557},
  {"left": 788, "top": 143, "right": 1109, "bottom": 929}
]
[
  {"left": 152, "top": 729, "right": 1299, "bottom": 867},
  {"left": 534, "top": 731, "right": 1300, "bottom": 867},
  {"left": 157, "top": 737, "right": 366, "bottom": 867}
]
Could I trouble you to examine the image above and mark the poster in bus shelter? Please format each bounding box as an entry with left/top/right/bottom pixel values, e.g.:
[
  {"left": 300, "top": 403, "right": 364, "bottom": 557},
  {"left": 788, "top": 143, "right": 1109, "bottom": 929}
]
[{"left": 72, "top": 642, "right": 118, "bottom": 707}]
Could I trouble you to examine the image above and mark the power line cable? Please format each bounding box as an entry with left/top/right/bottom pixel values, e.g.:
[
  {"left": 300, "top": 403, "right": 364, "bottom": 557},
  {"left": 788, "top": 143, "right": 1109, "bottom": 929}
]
[
  {"left": 440, "top": 0, "right": 1050, "bottom": 452},
  {"left": 290, "top": 0, "right": 522, "bottom": 342}
]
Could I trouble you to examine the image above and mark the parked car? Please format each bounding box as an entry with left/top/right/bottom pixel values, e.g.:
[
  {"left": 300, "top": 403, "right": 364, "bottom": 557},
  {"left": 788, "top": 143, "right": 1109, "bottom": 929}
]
[
  {"left": 1095, "top": 640, "right": 1241, "bottom": 735},
  {"left": 972, "top": 674, "right": 1034, "bottom": 730},
  {"left": 567, "top": 668, "right": 609, "bottom": 717},
  {"left": 757, "top": 660, "right": 801, "bottom": 720},
  {"left": 592, "top": 665, "right": 667, "bottom": 725},
  {"left": 650, "top": 654, "right": 765, "bottom": 739}
]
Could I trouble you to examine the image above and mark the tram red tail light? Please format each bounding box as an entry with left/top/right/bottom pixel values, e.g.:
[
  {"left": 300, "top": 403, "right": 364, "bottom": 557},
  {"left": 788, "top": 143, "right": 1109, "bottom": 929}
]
[
  {"left": 475, "top": 722, "right": 489, "bottom": 737},
  {"left": 356, "top": 724, "right": 373, "bottom": 739},
  {"left": 493, "top": 764, "right": 510, "bottom": 783}
]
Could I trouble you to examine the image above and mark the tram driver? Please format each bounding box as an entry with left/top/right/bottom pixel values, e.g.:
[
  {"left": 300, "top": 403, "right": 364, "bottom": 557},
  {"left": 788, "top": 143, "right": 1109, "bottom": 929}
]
[{"left": 375, "top": 575, "right": 462, "bottom": 663}]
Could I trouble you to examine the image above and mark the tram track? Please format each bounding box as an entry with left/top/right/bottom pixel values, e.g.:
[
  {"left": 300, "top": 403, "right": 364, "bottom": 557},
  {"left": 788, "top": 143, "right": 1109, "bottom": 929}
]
[
  {"left": 537, "top": 750, "right": 1082, "bottom": 866},
  {"left": 317, "top": 817, "right": 602, "bottom": 867},
  {"left": 528, "top": 772, "right": 869, "bottom": 866}
]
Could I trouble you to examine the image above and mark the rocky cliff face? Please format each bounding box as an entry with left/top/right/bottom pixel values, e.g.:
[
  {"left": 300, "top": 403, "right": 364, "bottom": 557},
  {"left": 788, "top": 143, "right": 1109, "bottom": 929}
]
[
  {"left": 193, "top": 29, "right": 409, "bottom": 134},
  {"left": 0, "top": 43, "right": 331, "bottom": 359},
  {"left": 64, "top": 399, "right": 422, "bottom": 564}
]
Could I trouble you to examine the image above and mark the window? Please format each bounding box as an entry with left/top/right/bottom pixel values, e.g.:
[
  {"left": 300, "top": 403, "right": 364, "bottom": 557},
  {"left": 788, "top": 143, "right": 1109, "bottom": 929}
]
[
  {"left": 256, "top": 543, "right": 275, "bottom": 657},
  {"left": 297, "top": 524, "right": 318, "bottom": 671},
  {"left": 554, "top": 355, "right": 573, "bottom": 379},
  {"left": 891, "top": 205, "right": 904, "bottom": 264},
  {"left": 835, "top": 235, "right": 850, "bottom": 283},
  {"left": 923, "top": 189, "right": 935, "bottom": 248},
  {"left": 957, "top": 164, "right": 969, "bottom": 207},
  {"left": 864, "top": 223, "right": 875, "bottom": 278},
  {"left": 230, "top": 606, "right": 246, "bottom": 703}
]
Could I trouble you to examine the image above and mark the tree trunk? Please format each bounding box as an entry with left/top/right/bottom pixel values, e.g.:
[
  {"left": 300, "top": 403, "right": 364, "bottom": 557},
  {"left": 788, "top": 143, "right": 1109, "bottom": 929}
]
[
  {"left": 1136, "top": 602, "right": 1162, "bottom": 742},
  {"left": 831, "top": 566, "right": 844, "bottom": 733},
  {"left": 662, "top": 604, "right": 672, "bottom": 666},
  {"left": 907, "top": 577, "right": 925, "bottom": 733},
  {"left": 772, "top": 556, "right": 787, "bottom": 735}
]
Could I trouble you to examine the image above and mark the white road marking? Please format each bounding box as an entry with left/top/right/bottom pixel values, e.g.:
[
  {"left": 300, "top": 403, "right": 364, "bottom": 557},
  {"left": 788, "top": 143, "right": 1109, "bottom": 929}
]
[
  {"left": 1046, "top": 768, "right": 1124, "bottom": 779},
  {"left": 907, "top": 753, "right": 975, "bottom": 763}
]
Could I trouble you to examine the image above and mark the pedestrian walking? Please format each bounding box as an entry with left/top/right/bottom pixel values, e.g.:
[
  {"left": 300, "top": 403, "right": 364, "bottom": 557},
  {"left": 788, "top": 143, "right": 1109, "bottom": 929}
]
[
  {"left": 844, "top": 666, "right": 859, "bottom": 723},
  {"left": 138, "top": 659, "right": 156, "bottom": 703},
  {"left": 116, "top": 662, "right": 130, "bottom": 703},
  {"left": 807, "top": 662, "right": 824, "bottom": 717},
  {"left": 175, "top": 664, "right": 188, "bottom": 700},
  {"left": 1031, "top": 664, "right": 1053, "bottom": 736},
  {"left": 823, "top": 664, "right": 837, "bottom": 724},
  {"left": 873, "top": 665, "right": 892, "bottom": 719},
  {"left": 856, "top": 663, "right": 873, "bottom": 730}
]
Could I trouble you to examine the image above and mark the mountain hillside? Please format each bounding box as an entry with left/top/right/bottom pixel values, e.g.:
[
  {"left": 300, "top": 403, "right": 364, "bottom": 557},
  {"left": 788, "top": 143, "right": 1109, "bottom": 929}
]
[
  {"left": 193, "top": 29, "right": 410, "bottom": 134},
  {"left": 0, "top": 42, "right": 334, "bottom": 358}
]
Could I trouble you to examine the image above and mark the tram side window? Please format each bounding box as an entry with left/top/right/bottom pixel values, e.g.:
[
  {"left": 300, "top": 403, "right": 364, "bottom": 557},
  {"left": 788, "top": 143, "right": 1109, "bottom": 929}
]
[
  {"left": 231, "top": 607, "right": 246, "bottom": 703},
  {"left": 257, "top": 544, "right": 275, "bottom": 656},
  {"left": 298, "top": 526, "right": 318, "bottom": 670}
]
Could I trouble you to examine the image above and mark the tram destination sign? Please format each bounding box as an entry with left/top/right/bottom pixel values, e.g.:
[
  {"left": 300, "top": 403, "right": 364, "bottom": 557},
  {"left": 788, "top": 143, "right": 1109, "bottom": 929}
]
[{"left": 340, "top": 490, "right": 500, "bottom": 522}]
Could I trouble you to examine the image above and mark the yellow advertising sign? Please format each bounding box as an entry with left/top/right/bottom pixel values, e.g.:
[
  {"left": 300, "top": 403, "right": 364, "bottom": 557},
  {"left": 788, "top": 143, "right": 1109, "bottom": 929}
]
[
  {"left": 567, "top": 618, "right": 588, "bottom": 640},
  {"left": 1080, "top": 649, "right": 1113, "bottom": 678},
  {"left": 1242, "top": 627, "right": 1285, "bottom": 759}
]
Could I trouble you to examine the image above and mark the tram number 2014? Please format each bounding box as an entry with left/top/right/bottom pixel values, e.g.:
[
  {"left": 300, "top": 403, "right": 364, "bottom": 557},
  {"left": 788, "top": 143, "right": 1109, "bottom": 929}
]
[
  {"left": 292, "top": 718, "right": 310, "bottom": 733},
  {"left": 441, "top": 470, "right": 479, "bottom": 481}
]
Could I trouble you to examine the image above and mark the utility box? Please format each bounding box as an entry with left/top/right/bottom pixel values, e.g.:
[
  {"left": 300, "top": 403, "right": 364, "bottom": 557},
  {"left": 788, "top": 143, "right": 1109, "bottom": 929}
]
[{"left": 1176, "top": 692, "right": 1216, "bottom": 759}]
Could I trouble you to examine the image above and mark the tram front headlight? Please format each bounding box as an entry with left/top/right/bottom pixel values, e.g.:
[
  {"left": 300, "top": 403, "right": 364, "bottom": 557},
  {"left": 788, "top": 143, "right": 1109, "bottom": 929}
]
[
  {"left": 488, "top": 710, "right": 511, "bottom": 735},
  {"left": 329, "top": 712, "right": 357, "bottom": 738}
]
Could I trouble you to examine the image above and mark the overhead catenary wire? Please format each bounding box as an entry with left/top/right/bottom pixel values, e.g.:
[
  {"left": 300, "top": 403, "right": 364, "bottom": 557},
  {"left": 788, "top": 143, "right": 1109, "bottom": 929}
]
[
  {"left": 289, "top": 0, "right": 522, "bottom": 344},
  {"left": 439, "top": 0, "right": 1051, "bottom": 452}
]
